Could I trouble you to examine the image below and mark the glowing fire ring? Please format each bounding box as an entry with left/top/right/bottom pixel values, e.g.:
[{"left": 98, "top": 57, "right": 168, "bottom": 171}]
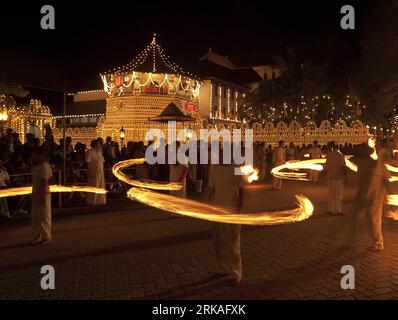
[
  {"left": 112, "top": 159, "right": 314, "bottom": 226},
  {"left": 0, "top": 185, "right": 106, "bottom": 198},
  {"left": 271, "top": 157, "right": 358, "bottom": 182}
]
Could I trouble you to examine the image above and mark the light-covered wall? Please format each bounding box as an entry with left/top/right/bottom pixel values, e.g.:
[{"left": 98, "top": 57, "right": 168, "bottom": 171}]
[
  {"left": 198, "top": 80, "right": 211, "bottom": 118},
  {"left": 198, "top": 79, "right": 246, "bottom": 123}
]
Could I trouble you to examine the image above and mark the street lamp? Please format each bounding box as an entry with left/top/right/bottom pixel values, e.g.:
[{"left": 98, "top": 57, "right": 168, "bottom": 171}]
[
  {"left": 0, "top": 94, "right": 9, "bottom": 135},
  {"left": 119, "top": 126, "right": 126, "bottom": 147}
]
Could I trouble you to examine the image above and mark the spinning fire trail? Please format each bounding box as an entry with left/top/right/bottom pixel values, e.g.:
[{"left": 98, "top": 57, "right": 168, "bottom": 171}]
[
  {"left": 271, "top": 157, "right": 358, "bottom": 182},
  {"left": 0, "top": 159, "right": 314, "bottom": 225},
  {"left": 112, "top": 159, "right": 314, "bottom": 226},
  {"left": 0, "top": 185, "right": 107, "bottom": 198}
]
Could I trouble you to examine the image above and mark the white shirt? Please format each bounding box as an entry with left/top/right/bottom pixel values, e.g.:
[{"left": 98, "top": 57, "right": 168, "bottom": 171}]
[
  {"left": 272, "top": 147, "right": 286, "bottom": 165},
  {"left": 32, "top": 162, "right": 53, "bottom": 201},
  {"left": 325, "top": 150, "right": 345, "bottom": 180}
]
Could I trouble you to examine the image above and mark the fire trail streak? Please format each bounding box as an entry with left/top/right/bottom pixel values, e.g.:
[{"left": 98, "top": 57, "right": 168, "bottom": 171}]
[
  {"left": 386, "top": 165, "right": 398, "bottom": 207},
  {"left": 112, "top": 159, "right": 314, "bottom": 226},
  {"left": 0, "top": 185, "right": 107, "bottom": 198},
  {"left": 239, "top": 165, "right": 259, "bottom": 183},
  {"left": 271, "top": 157, "right": 358, "bottom": 182}
]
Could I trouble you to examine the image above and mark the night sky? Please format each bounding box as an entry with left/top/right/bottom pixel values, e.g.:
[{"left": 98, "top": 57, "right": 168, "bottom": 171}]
[{"left": 0, "top": 0, "right": 373, "bottom": 110}]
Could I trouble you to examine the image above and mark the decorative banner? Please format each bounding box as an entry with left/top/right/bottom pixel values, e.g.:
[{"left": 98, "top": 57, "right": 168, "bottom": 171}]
[
  {"left": 115, "top": 76, "right": 124, "bottom": 87},
  {"left": 184, "top": 102, "right": 197, "bottom": 113},
  {"left": 144, "top": 84, "right": 168, "bottom": 95}
]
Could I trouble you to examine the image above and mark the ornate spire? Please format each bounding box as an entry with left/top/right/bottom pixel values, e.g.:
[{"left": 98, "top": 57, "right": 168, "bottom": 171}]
[{"left": 101, "top": 33, "right": 198, "bottom": 79}]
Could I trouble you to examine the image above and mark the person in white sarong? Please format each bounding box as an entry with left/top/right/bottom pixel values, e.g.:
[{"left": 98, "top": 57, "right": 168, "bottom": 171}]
[
  {"left": 325, "top": 141, "right": 346, "bottom": 214},
  {"left": 347, "top": 144, "right": 376, "bottom": 246},
  {"left": 85, "top": 139, "right": 106, "bottom": 205},
  {"left": 367, "top": 140, "right": 391, "bottom": 251},
  {"left": 272, "top": 140, "right": 285, "bottom": 190},
  {"left": 30, "top": 147, "right": 53, "bottom": 245},
  {"left": 169, "top": 163, "right": 189, "bottom": 198},
  {"left": 309, "top": 140, "right": 322, "bottom": 182},
  {"left": 207, "top": 163, "right": 244, "bottom": 286}
]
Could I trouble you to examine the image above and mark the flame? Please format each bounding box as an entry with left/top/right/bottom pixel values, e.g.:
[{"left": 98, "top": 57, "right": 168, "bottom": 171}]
[
  {"left": 387, "top": 195, "right": 398, "bottom": 207},
  {"left": 112, "top": 158, "right": 182, "bottom": 191},
  {"left": 345, "top": 157, "right": 358, "bottom": 172},
  {"left": 271, "top": 159, "right": 324, "bottom": 181},
  {"left": 385, "top": 164, "right": 398, "bottom": 182},
  {"left": 239, "top": 165, "right": 259, "bottom": 183},
  {"left": 128, "top": 188, "right": 313, "bottom": 225},
  {"left": 239, "top": 165, "right": 255, "bottom": 175},
  {"left": 368, "top": 138, "right": 376, "bottom": 148},
  {"left": 113, "top": 159, "right": 314, "bottom": 225},
  {"left": 368, "top": 137, "right": 378, "bottom": 160},
  {"left": 248, "top": 170, "right": 259, "bottom": 183},
  {"left": 0, "top": 185, "right": 106, "bottom": 198},
  {"left": 386, "top": 164, "right": 398, "bottom": 173},
  {"left": 271, "top": 156, "right": 357, "bottom": 181},
  {"left": 386, "top": 209, "right": 398, "bottom": 220}
]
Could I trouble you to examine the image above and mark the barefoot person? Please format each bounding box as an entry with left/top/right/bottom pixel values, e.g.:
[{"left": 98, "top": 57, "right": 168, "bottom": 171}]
[
  {"left": 367, "top": 141, "right": 391, "bottom": 251},
  {"left": 348, "top": 143, "right": 376, "bottom": 245},
  {"left": 207, "top": 160, "right": 244, "bottom": 286},
  {"left": 30, "top": 147, "right": 53, "bottom": 245}
]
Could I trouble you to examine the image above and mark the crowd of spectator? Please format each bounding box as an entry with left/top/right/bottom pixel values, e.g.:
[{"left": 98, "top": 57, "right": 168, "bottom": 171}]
[{"left": 0, "top": 126, "right": 373, "bottom": 218}]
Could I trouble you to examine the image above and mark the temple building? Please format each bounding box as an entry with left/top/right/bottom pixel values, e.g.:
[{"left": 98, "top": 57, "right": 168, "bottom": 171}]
[
  {"left": 53, "top": 34, "right": 205, "bottom": 144},
  {"left": 51, "top": 34, "right": 285, "bottom": 144},
  {"left": 7, "top": 99, "right": 52, "bottom": 142}
]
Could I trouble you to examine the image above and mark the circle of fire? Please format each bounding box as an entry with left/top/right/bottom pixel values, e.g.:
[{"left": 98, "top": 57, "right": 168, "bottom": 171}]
[{"left": 112, "top": 159, "right": 314, "bottom": 226}]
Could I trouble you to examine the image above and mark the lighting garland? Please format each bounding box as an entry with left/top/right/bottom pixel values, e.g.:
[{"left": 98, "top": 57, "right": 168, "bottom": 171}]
[
  {"left": 243, "top": 94, "right": 364, "bottom": 126},
  {"left": 101, "top": 33, "right": 199, "bottom": 80}
]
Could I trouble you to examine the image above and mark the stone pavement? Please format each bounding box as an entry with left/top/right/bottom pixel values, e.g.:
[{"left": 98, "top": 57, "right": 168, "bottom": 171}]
[{"left": 1, "top": 178, "right": 398, "bottom": 300}]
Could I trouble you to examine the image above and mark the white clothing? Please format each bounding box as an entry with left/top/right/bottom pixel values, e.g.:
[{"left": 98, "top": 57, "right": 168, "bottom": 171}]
[
  {"left": 328, "top": 179, "right": 344, "bottom": 213},
  {"left": 208, "top": 165, "right": 243, "bottom": 281},
  {"left": 325, "top": 150, "right": 345, "bottom": 180},
  {"left": 309, "top": 147, "right": 321, "bottom": 182},
  {"left": 272, "top": 147, "right": 286, "bottom": 166},
  {"left": 31, "top": 162, "right": 53, "bottom": 240},
  {"left": 368, "top": 157, "right": 390, "bottom": 249},
  {"left": 85, "top": 149, "right": 106, "bottom": 205}
]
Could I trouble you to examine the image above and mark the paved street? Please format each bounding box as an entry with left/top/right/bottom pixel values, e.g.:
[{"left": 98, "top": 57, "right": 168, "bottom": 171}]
[{"left": 2, "top": 177, "right": 398, "bottom": 300}]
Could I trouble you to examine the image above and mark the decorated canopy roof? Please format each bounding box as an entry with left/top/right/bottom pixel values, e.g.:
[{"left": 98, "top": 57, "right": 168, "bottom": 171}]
[
  {"left": 150, "top": 102, "right": 196, "bottom": 122},
  {"left": 100, "top": 34, "right": 201, "bottom": 98},
  {"left": 101, "top": 34, "right": 199, "bottom": 80}
]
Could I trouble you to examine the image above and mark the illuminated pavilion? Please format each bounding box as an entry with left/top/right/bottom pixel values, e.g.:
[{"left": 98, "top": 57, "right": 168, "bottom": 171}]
[{"left": 98, "top": 34, "right": 204, "bottom": 143}]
